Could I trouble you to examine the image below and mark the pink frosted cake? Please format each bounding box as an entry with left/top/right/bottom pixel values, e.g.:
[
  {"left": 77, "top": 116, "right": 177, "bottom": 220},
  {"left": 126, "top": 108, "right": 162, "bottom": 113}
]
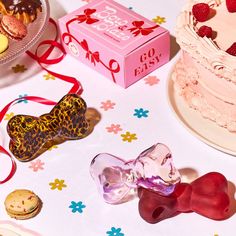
[{"left": 173, "top": 0, "right": 236, "bottom": 132}]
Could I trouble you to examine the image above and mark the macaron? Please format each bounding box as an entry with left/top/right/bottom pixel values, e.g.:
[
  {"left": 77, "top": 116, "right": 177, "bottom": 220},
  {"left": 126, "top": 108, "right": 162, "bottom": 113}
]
[
  {"left": 0, "top": 15, "right": 27, "bottom": 41},
  {"left": 0, "top": 33, "right": 8, "bottom": 54},
  {"left": 4, "top": 189, "right": 42, "bottom": 220}
]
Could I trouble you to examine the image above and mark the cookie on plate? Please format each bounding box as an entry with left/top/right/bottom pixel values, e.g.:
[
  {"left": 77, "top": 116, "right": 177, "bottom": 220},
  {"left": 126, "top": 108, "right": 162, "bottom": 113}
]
[
  {"left": 0, "top": 15, "right": 27, "bottom": 40},
  {"left": 4, "top": 189, "right": 42, "bottom": 220}
]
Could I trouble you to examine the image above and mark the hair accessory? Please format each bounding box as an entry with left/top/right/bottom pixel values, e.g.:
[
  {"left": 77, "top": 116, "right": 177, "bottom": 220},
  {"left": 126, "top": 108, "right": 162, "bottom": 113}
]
[
  {"left": 138, "top": 172, "right": 230, "bottom": 223},
  {"left": 7, "top": 94, "right": 92, "bottom": 162},
  {"left": 90, "top": 143, "right": 181, "bottom": 204}
]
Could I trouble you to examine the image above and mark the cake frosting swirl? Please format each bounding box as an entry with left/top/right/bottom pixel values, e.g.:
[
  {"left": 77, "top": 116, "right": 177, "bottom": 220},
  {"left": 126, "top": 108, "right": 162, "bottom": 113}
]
[
  {"left": 173, "top": 0, "right": 236, "bottom": 132},
  {"left": 176, "top": 0, "right": 236, "bottom": 83}
]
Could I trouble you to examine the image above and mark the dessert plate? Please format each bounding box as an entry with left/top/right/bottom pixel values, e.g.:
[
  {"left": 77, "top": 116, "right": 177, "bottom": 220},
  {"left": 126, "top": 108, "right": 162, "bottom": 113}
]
[
  {"left": 167, "top": 65, "right": 236, "bottom": 156},
  {"left": 0, "top": 0, "right": 50, "bottom": 65}
]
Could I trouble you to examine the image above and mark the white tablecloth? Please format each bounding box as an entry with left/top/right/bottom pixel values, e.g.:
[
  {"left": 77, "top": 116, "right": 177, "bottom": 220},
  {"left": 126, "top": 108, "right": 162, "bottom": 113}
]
[{"left": 0, "top": 0, "right": 235, "bottom": 235}]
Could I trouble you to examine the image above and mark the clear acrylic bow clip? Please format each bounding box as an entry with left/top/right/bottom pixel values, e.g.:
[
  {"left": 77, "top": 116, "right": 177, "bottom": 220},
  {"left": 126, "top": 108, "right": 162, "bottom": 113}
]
[{"left": 90, "top": 143, "right": 181, "bottom": 204}]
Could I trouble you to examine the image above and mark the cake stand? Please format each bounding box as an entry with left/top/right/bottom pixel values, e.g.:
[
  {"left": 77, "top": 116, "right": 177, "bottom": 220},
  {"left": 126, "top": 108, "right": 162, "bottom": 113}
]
[{"left": 0, "top": 0, "right": 50, "bottom": 65}]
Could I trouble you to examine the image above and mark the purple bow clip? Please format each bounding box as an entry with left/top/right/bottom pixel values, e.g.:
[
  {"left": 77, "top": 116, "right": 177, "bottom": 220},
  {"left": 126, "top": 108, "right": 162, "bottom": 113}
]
[{"left": 90, "top": 143, "right": 181, "bottom": 204}]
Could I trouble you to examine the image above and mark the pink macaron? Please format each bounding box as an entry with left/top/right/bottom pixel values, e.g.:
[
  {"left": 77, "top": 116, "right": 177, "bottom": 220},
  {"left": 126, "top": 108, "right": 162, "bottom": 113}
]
[{"left": 0, "top": 15, "right": 27, "bottom": 40}]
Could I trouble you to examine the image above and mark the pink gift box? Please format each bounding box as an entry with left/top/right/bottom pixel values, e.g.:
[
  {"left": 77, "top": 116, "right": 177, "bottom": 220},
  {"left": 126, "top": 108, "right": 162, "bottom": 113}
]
[{"left": 58, "top": 0, "right": 170, "bottom": 88}]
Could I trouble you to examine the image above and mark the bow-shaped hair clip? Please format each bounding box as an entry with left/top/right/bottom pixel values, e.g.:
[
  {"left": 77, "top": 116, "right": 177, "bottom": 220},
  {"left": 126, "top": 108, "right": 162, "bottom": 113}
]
[
  {"left": 7, "top": 94, "right": 99, "bottom": 162},
  {"left": 90, "top": 143, "right": 181, "bottom": 204},
  {"left": 138, "top": 172, "right": 230, "bottom": 223}
]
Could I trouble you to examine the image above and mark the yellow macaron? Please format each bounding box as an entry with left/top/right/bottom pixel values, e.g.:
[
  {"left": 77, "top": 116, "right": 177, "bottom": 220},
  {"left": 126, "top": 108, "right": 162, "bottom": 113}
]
[
  {"left": 0, "top": 33, "right": 8, "bottom": 54},
  {"left": 4, "top": 189, "right": 42, "bottom": 220}
]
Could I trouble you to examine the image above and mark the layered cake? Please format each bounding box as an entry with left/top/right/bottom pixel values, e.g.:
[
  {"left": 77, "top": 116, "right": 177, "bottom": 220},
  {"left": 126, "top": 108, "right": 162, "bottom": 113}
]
[{"left": 173, "top": 0, "right": 236, "bottom": 132}]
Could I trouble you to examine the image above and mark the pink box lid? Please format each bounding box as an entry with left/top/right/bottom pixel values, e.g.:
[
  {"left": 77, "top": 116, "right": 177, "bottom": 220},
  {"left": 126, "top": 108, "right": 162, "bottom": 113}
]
[{"left": 59, "top": 0, "right": 167, "bottom": 56}]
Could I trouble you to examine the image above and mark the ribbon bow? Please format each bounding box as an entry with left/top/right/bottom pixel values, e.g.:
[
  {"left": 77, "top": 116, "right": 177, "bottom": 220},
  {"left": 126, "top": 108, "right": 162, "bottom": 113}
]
[
  {"left": 90, "top": 143, "right": 181, "bottom": 204},
  {"left": 81, "top": 40, "right": 100, "bottom": 65},
  {"left": 138, "top": 172, "right": 230, "bottom": 223},
  {"left": 7, "top": 94, "right": 91, "bottom": 162},
  {"left": 128, "top": 21, "right": 159, "bottom": 37},
  {"left": 76, "top": 8, "right": 99, "bottom": 24}
]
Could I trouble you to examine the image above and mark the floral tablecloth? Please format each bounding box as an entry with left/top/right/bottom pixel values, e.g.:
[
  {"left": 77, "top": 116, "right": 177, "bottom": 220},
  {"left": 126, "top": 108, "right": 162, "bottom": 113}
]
[{"left": 0, "top": 0, "right": 235, "bottom": 235}]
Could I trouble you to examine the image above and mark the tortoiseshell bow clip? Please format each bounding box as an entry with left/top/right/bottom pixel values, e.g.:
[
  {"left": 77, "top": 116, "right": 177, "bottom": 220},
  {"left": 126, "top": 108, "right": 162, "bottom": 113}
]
[
  {"left": 7, "top": 94, "right": 98, "bottom": 162},
  {"left": 90, "top": 143, "right": 181, "bottom": 204}
]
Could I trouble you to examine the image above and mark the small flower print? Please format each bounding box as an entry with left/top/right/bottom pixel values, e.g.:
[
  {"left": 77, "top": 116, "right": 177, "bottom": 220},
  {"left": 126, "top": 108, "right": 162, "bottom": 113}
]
[
  {"left": 12, "top": 64, "right": 27, "bottom": 73},
  {"left": 106, "top": 124, "right": 122, "bottom": 134},
  {"left": 69, "top": 201, "right": 86, "bottom": 213},
  {"left": 121, "top": 131, "right": 137, "bottom": 142},
  {"left": 133, "top": 108, "right": 149, "bottom": 118},
  {"left": 4, "top": 112, "right": 14, "bottom": 121},
  {"left": 100, "top": 100, "right": 116, "bottom": 111},
  {"left": 48, "top": 145, "right": 58, "bottom": 151},
  {"left": 18, "top": 94, "right": 28, "bottom": 104},
  {"left": 144, "top": 76, "right": 160, "bottom": 86},
  {"left": 152, "top": 16, "right": 166, "bottom": 24},
  {"left": 106, "top": 227, "right": 124, "bottom": 236},
  {"left": 29, "top": 159, "right": 45, "bottom": 172},
  {"left": 49, "top": 179, "right": 67, "bottom": 191},
  {"left": 43, "top": 73, "right": 55, "bottom": 80}
]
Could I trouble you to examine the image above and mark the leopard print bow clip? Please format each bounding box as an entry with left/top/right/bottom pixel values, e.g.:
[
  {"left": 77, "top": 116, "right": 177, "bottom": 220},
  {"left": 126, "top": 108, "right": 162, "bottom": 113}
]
[{"left": 7, "top": 94, "right": 94, "bottom": 162}]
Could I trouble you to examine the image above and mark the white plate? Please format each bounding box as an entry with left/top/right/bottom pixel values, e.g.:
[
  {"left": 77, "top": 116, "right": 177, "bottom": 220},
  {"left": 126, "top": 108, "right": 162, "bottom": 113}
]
[
  {"left": 167, "top": 61, "right": 236, "bottom": 156},
  {"left": 0, "top": 0, "right": 50, "bottom": 65}
]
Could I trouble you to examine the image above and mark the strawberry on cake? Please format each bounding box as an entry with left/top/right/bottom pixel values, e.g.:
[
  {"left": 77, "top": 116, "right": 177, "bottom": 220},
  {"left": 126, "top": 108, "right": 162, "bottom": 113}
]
[{"left": 173, "top": 0, "right": 236, "bottom": 132}]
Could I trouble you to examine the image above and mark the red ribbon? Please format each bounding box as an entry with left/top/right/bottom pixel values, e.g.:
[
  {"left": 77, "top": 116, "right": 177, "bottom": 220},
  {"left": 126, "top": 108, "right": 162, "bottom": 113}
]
[
  {"left": 0, "top": 18, "right": 84, "bottom": 184},
  {"left": 26, "top": 18, "right": 83, "bottom": 95},
  {"left": 0, "top": 146, "right": 16, "bottom": 184},
  {"left": 65, "top": 9, "right": 99, "bottom": 44},
  {"left": 76, "top": 8, "right": 99, "bottom": 24},
  {"left": 0, "top": 96, "right": 57, "bottom": 184},
  {"left": 81, "top": 40, "right": 100, "bottom": 65},
  {"left": 128, "top": 21, "right": 159, "bottom": 37},
  {"left": 62, "top": 33, "right": 120, "bottom": 83}
]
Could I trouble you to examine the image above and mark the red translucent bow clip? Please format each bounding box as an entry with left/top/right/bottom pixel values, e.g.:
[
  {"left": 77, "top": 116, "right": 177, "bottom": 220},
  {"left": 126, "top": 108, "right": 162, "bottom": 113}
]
[{"left": 138, "top": 172, "right": 231, "bottom": 223}]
